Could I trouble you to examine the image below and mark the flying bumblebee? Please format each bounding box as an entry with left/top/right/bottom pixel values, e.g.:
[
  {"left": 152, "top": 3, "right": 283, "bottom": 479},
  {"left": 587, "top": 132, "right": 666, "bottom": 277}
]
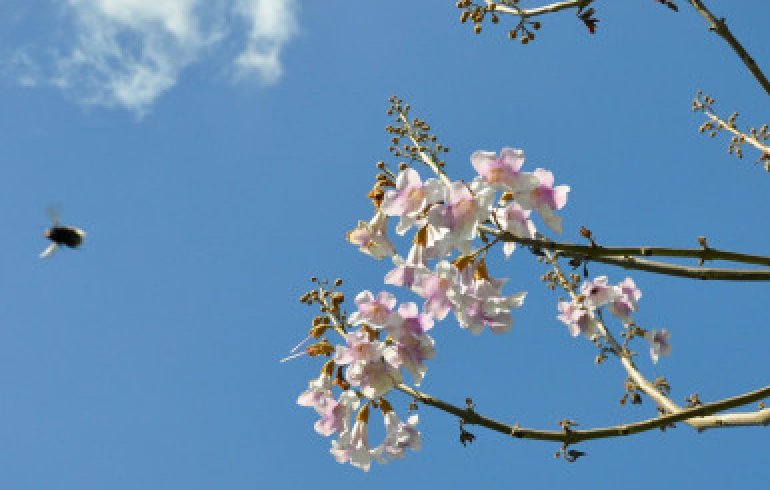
[{"left": 40, "top": 213, "right": 86, "bottom": 258}]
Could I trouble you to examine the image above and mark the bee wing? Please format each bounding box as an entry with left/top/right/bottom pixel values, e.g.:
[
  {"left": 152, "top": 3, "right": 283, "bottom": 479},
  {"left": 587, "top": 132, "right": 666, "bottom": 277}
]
[
  {"left": 39, "top": 243, "right": 57, "bottom": 258},
  {"left": 47, "top": 207, "right": 61, "bottom": 225}
]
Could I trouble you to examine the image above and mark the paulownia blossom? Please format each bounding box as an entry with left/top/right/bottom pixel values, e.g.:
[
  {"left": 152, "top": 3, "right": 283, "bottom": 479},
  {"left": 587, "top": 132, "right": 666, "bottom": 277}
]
[
  {"left": 347, "top": 211, "right": 396, "bottom": 259},
  {"left": 645, "top": 328, "right": 671, "bottom": 363},
  {"left": 607, "top": 277, "right": 642, "bottom": 325},
  {"left": 428, "top": 180, "right": 495, "bottom": 255},
  {"left": 471, "top": 147, "right": 539, "bottom": 192},
  {"left": 378, "top": 405, "right": 421, "bottom": 460},
  {"left": 494, "top": 201, "right": 537, "bottom": 257},
  {"left": 515, "top": 168, "right": 570, "bottom": 233},
  {"left": 348, "top": 290, "right": 398, "bottom": 328},
  {"left": 296, "top": 367, "right": 334, "bottom": 416},
  {"left": 335, "top": 331, "right": 402, "bottom": 398},
  {"left": 380, "top": 168, "right": 442, "bottom": 235},
  {"left": 312, "top": 389, "right": 360, "bottom": 437},
  {"left": 411, "top": 260, "right": 456, "bottom": 321},
  {"left": 448, "top": 266, "right": 527, "bottom": 335},
  {"left": 384, "top": 243, "right": 428, "bottom": 290},
  {"left": 384, "top": 302, "right": 435, "bottom": 385},
  {"left": 557, "top": 300, "right": 601, "bottom": 338},
  {"left": 580, "top": 276, "right": 622, "bottom": 309},
  {"left": 330, "top": 404, "right": 381, "bottom": 472}
]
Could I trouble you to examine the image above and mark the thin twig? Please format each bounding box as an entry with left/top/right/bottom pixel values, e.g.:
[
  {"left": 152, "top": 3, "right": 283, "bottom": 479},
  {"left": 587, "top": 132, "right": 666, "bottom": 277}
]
[
  {"left": 701, "top": 110, "right": 770, "bottom": 156},
  {"left": 687, "top": 0, "right": 770, "bottom": 97},
  {"left": 488, "top": 0, "right": 590, "bottom": 18}
]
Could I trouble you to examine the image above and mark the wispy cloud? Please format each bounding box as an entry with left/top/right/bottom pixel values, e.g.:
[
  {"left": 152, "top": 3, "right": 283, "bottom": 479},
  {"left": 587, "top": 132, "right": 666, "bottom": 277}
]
[
  {"left": 234, "top": 0, "right": 297, "bottom": 83},
  {"left": 4, "top": 0, "right": 298, "bottom": 115}
]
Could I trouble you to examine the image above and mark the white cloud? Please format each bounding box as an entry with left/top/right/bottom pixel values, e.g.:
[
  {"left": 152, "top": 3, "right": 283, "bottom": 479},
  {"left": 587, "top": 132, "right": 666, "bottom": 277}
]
[
  {"left": 233, "top": 0, "right": 297, "bottom": 84},
  {"left": 5, "top": 0, "right": 298, "bottom": 115}
]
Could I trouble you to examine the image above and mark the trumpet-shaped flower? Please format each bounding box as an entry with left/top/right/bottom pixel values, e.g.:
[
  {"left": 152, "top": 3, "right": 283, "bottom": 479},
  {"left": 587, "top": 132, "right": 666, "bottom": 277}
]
[
  {"left": 380, "top": 168, "right": 442, "bottom": 235},
  {"left": 385, "top": 243, "right": 428, "bottom": 290},
  {"left": 471, "top": 147, "right": 539, "bottom": 192},
  {"left": 494, "top": 201, "right": 537, "bottom": 257},
  {"left": 314, "top": 390, "right": 360, "bottom": 437},
  {"left": 297, "top": 371, "right": 334, "bottom": 415},
  {"left": 515, "top": 168, "right": 570, "bottom": 233},
  {"left": 330, "top": 405, "right": 381, "bottom": 472},
  {"left": 335, "top": 331, "right": 401, "bottom": 398},
  {"left": 334, "top": 331, "right": 382, "bottom": 365},
  {"left": 347, "top": 211, "right": 396, "bottom": 259},
  {"left": 380, "top": 412, "right": 421, "bottom": 459},
  {"left": 645, "top": 328, "right": 671, "bottom": 363},
  {"left": 412, "top": 260, "right": 455, "bottom": 321},
  {"left": 428, "top": 180, "right": 495, "bottom": 255},
  {"left": 580, "top": 276, "right": 622, "bottom": 309},
  {"left": 348, "top": 290, "right": 397, "bottom": 328},
  {"left": 384, "top": 302, "right": 435, "bottom": 385},
  {"left": 608, "top": 277, "right": 642, "bottom": 324},
  {"left": 557, "top": 300, "right": 601, "bottom": 338},
  {"left": 449, "top": 274, "right": 526, "bottom": 335}
]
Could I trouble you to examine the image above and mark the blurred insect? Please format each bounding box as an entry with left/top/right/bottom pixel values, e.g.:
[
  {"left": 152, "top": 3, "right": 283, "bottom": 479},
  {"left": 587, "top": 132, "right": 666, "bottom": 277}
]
[{"left": 40, "top": 211, "right": 86, "bottom": 258}]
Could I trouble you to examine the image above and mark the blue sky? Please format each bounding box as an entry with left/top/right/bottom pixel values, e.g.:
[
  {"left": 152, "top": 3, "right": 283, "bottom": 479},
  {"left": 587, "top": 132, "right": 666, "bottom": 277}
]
[{"left": 1, "top": 1, "right": 769, "bottom": 488}]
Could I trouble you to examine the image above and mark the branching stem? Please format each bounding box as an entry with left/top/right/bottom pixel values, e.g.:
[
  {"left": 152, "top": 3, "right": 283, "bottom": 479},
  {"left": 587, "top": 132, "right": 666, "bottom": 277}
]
[
  {"left": 396, "top": 383, "right": 770, "bottom": 443},
  {"left": 479, "top": 225, "right": 770, "bottom": 281}
]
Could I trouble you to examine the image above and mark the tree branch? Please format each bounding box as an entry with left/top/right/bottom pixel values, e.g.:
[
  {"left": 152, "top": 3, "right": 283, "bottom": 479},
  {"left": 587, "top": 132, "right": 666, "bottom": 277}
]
[
  {"left": 396, "top": 382, "right": 770, "bottom": 444},
  {"left": 478, "top": 226, "right": 770, "bottom": 281},
  {"left": 543, "top": 243, "right": 770, "bottom": 433},
  {"left": 687, "top": 0, "right": 770, "bottom": 97}
]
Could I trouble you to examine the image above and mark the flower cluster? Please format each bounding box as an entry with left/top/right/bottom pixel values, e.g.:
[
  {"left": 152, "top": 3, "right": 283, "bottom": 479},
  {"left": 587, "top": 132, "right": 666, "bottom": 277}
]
[
  {"left": 556, "top": 276, "right": 670, "bottom": 363},
  {"left": 296, "top": 290, "right": 430, "bottom": 471},
  {"left": 297, "top": 124, "right": 673, "bottom": 470},
  {"left": 298, "top": 146, "right": 571, "bottom": 471},
  {"left": 350, "top": 147, "right": 569, "bottom": 337}
]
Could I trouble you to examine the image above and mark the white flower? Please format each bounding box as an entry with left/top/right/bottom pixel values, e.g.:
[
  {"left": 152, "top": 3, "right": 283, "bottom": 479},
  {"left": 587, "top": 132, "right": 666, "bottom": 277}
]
[
  {"left": 380, "top": 412, "right": 421, "bottom": 459},
  {"left": 645, "top": 329, "right": 671, "bottom": 364}
]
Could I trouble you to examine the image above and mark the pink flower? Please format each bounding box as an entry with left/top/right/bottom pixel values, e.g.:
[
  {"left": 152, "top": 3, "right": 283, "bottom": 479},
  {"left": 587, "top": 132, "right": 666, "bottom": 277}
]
[
  {"left": 423, "top": 223, "right": 452, "bottom": 259},
  {"left": 380, "top": 412, "right": 421, "bottom": 459},
  {"left": 386, "top": 302, "right": 434, "bottom": 335},
  {"left": 580, "top": 276, "right": 621, "bottom": 309},
  {"left": 645, "top": 329, "right": 671, "bottom": 364},
  {"left": 334, "top": 331, "right": 381, "bottom": 365},
  {"left": 384, "top": 303, "right": 436, "bottom": 385},
  {"left": 494, "top": 201, "right": 537, "bottom": 257},
  {"left": 448, "top": 274, "right": 527, "bottom": 335},
  {"left": 297, "top": 371, "right": 334, "bottom": 415},
  {"left": 335, "top": 331, "right": 401, "bottom": 397},
  {"left": 347, "top": 359, "right": 402, "bottom": 398},
  {"left": 384, "top": 244, "right": 428, "bottom": 290},
  {"left": 557, "top": 300, "right": 600, "bottom": 338},
  {"left": 412, "top": 260, "right": 455, "bottom": 321},
  {"left": 428, "top": 180, "right": 495, "bottom": 255},
  {"left": 515, "top": 168, "right": 570, "bottom": 233},
  {"left": 608, "top": 277, "right": 642, "bottom": 324},
  {"left": 331, "top": 404, "right": 380, "bottom": 472},
  {"left": 380, "top": 168, "right": 442, "bottom": 235},
  {"left": 348, "top": 290, "right": 397, "bottom": 328},
  {"left": 314, "top": 390, "right": 360, "bottom": 437},
  {"left": 347, "top": 211, "right": 396, "bottom": 259},
  {"left": 471, "top": 147, "right": 539, "bottom": 192}
]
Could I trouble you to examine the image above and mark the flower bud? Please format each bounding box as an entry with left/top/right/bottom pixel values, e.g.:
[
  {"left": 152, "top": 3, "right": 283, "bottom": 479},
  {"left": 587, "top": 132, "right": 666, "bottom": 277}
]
[{"left": 357, "top": 403, "right": 371, "bottom": 422}]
